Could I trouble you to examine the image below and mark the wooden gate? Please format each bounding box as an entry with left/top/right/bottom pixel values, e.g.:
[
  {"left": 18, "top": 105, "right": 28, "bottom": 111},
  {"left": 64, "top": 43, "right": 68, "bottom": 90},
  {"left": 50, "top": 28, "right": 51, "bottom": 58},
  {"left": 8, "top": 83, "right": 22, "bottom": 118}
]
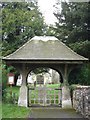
[{"left": 28, "top": 85, "right": 62, "bottom": 107}]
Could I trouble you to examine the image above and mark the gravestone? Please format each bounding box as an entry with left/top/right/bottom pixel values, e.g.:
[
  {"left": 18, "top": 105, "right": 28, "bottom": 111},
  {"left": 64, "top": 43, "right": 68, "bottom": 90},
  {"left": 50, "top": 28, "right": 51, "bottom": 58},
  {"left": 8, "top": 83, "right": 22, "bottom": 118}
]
[{"left": 37, "top": 74, "right": 44, "bottom": 85}]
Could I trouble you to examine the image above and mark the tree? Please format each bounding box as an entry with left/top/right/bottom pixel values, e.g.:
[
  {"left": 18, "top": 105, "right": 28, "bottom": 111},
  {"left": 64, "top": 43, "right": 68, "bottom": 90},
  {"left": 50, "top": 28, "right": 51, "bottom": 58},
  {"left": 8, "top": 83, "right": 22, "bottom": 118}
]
[
  {"left": 1, "top": 63, "right": 8, "bottom": 91},
  {"left": 32, "top": 67, "right": 49, "bottom": 74},
  {"left": 53, "top": 2, "right": 90, "bottom": 85},
  {"left": 69, "top": 40, "right": 90, "bottom": 59},
  {"left": 54, "top": 2, "right": 90, "bottom": 44},
  {"left": 68, "top": 64, "right": 90, "bottom": 85},
  {"left": 2, "top": 2, "right": 46, "bottom": 56}
]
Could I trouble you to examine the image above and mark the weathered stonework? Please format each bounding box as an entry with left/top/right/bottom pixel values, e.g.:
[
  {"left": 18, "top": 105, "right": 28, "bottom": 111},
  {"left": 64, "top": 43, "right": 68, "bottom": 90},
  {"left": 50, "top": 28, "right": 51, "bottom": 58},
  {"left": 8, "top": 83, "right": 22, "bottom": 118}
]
[{"left": 73, "top": 86, "right": 90, "bottom": 119}]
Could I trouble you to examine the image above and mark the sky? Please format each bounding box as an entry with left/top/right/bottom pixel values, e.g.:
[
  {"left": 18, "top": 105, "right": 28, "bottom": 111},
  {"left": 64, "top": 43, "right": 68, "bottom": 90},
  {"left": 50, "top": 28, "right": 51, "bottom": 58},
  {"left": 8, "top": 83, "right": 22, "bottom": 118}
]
[
  {"left": 38, "top": 0, "right": 88, "bottom": 25},
  {"left": 38, "top": 0, "right": 58, "bottom": 25}
]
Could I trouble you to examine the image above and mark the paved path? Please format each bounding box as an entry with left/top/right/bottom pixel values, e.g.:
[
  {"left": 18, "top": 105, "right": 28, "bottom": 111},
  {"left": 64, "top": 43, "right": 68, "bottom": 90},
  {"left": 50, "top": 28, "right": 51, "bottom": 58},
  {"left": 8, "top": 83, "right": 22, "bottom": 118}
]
[{"left": 29, "top": 107, "right": 87, "bottom": 119}]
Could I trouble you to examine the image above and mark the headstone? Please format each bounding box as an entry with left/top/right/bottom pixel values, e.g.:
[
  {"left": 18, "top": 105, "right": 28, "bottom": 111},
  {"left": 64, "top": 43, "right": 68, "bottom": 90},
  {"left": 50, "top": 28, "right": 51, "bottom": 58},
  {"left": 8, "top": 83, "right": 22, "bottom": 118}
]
[{"left": 37, "top": 74, "right": 44, "bottom": 85}]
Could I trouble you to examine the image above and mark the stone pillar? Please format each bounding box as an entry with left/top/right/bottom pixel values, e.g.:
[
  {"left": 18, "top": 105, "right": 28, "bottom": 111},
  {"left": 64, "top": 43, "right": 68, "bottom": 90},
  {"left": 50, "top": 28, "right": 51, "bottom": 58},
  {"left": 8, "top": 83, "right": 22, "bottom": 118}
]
[
  {"left": 62, "top": 64, "right": 72, "bottom": 108},
  {"left": 18, "top": 64, "right": 28, "bottom": 107}
]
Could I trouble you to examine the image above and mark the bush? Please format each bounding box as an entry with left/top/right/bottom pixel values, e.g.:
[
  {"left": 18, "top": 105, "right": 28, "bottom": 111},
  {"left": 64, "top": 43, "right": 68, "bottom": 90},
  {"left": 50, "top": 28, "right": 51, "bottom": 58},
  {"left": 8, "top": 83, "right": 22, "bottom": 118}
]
[
  {"left": 2, "top": 89, "right": 18, "bottom": 104},
  {"left": 2, "top": 66, "right": 8, "bottom": 91},
  {"left": 68, "top": 64, "right": 90, "bottom": 85}
]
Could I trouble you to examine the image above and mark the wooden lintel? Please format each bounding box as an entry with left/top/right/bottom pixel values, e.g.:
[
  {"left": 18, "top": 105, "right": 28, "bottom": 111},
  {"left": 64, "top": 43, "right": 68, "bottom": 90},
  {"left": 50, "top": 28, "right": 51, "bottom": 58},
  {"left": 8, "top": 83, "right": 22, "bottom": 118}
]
[{"left": 4, "top": 60, "right": 84, "bottom": 64}]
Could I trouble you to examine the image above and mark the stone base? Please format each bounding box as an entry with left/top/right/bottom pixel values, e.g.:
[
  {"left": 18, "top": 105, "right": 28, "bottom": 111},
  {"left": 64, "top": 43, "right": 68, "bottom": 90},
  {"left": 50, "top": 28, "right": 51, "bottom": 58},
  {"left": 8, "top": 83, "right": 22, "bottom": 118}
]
[
  {"left": 62, "top": 99, "right": 72, "bottom": 108},
  {"left": 62, "top": 85, "right": 72, "bottom": 108},
  {"left": 18, "top": 85, "right": 28, "bottom": 107}
]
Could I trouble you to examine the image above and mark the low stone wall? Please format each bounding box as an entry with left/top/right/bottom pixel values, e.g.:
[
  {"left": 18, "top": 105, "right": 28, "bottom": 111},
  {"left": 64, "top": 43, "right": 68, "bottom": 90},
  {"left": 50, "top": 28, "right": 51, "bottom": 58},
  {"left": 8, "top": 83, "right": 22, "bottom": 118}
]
[{"left": 73, "top": 86, "right": 90, "bottom": 119}]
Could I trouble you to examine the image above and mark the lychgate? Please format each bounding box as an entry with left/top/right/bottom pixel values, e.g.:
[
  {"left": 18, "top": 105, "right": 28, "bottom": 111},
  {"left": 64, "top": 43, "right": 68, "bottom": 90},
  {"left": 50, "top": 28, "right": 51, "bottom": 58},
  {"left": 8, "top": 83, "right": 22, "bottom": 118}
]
[{"left": 3, "top": 36, "right": 88, "bottom": 108}]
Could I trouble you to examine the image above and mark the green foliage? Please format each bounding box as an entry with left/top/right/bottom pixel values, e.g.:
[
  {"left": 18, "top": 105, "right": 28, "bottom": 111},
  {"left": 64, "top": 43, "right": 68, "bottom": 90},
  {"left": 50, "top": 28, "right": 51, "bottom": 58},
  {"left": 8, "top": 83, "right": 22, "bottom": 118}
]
[
  {"left": 32, "top": 67, "right": 49, "bottom": 74},
  {"left": 78, "top": 64, "right": 90, "bottom": 85},
  {"left": 2, "top": 2, "right": 46, "bottom": 56},
  {"left": 2, "top": 63, "right": 18, "bottom": 91},
  {"left": 2, "top": 86, "right": 20, "bottom": 104},
  {"left": 54, "top": 2, "right": 90, "bottom": 44},
  {"left": 68, "top": 64, "right": 90, "bottom": 85},
  {"left": 2, "top": 64, "right": 8, "bottom": 91},
  {"left": 69, "top": 40, "right": 90, "bottom": 59},
  {"left": 45, "top": 25, "right": 56, "bottom": 36},
  {"left": 0, "top": 62, "right": 2, "bottom": 85},
  {"left": 68, "top": 40, "right": 90, "bottom": 85},
  {"left": 7, "top": 65, "right": 15, "bottom": 73}
]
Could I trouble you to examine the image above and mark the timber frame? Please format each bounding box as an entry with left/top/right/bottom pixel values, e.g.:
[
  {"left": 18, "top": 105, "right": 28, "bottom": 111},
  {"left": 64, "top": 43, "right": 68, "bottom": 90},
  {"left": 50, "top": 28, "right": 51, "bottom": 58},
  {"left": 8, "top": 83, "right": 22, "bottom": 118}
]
[{"left": 3, "top": 36, "right": 88, "bottom": 107}]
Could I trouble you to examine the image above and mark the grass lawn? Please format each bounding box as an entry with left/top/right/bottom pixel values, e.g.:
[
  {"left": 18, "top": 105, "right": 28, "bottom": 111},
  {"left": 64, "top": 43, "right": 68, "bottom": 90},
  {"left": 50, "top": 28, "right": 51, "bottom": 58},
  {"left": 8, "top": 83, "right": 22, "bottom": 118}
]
[
  {"left": 47, "top": 84, "right": 60, "bottom": 88},
  {"left": 2, "top": 103, "right": 30, "bottom": 118},
  {"left": 2, "top": 86, "right": 30, "bottom": 118}
]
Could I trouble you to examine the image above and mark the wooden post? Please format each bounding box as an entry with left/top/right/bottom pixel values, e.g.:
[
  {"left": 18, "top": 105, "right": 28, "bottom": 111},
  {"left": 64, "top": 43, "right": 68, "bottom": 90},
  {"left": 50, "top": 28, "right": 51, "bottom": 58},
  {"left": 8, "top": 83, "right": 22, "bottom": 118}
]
[
  {"left": 60, "top": 88, "right": 62, "bottom": 107},
  {"left": 10, "top": 84, "right": 12, "bottom": 96},
  {"left": 62, "top": 64, "right": 72, "bottom": 108},
  {"left": 64, "top": 64, "right": 68, "bottom": 85},
  {"left": 18, "top": 64, "right": 28, "bottom": 107}
]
